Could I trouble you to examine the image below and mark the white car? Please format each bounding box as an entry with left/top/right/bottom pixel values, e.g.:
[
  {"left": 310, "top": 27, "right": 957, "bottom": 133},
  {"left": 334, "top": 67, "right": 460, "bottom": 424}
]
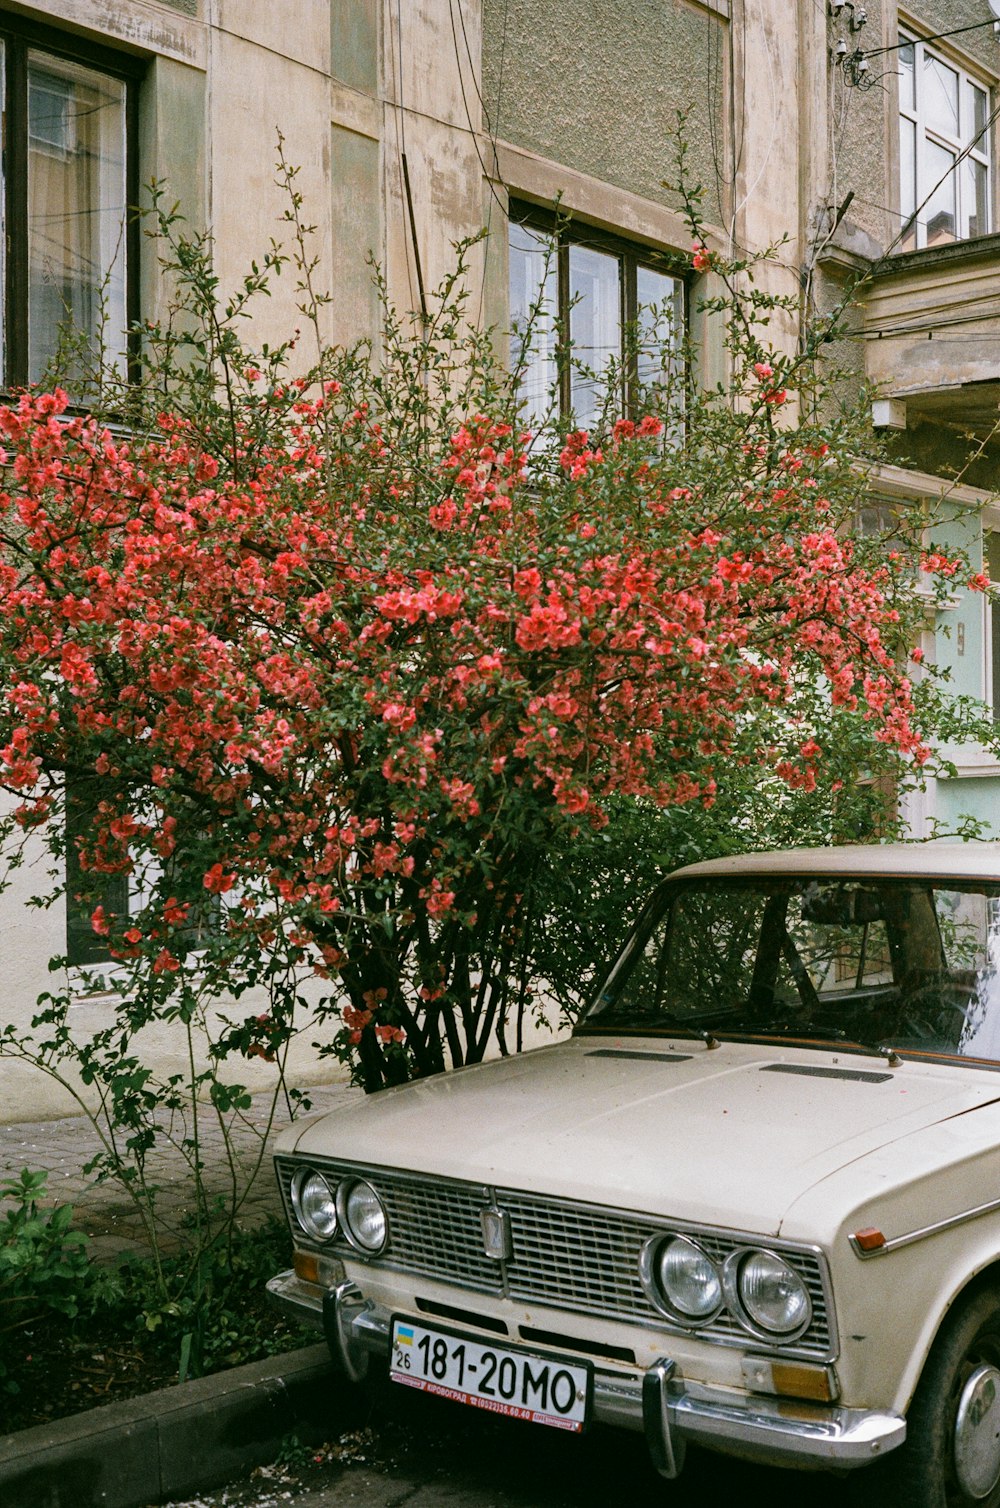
[{"left": 268, "top": 845, "right": 1000, "bottom": 1504}]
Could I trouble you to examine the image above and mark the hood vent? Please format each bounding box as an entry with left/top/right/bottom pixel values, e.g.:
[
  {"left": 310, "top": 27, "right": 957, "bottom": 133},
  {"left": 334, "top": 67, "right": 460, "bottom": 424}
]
[
  {"left": 587, "top": 1049, "right": 692, "bottom": 1063},
  {"left": 761, "top": 1063, "right": 892, "bottom": 1084}
]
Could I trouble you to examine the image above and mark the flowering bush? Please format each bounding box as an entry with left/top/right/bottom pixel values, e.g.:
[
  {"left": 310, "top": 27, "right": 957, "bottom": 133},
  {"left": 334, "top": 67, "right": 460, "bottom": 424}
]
[{"left": 0, "top": 187, "right": 988, "bottom": 1106}]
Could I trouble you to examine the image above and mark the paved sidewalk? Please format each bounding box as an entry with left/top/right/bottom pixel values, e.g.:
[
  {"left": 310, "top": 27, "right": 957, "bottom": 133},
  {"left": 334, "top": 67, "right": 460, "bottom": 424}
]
[{"left": 0, "top": 1080, "right": 359, "bottom": 1261}]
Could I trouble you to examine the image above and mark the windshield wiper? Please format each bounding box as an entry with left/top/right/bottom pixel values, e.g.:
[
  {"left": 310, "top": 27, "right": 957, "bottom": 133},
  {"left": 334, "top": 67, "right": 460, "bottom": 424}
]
[
  {"left": 583, "top": 1012, "right": 902, "bottom": 1064},
  {"left": 722, "top": 1018, "right": 902, "bottom": 1066},
  {"left": 583, "top": 1012, "right": 723, "bottom": 1047}
]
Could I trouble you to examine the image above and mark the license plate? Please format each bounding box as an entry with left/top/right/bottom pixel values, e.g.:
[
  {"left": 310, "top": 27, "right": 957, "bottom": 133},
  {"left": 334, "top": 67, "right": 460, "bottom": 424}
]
[{"left": 389, "top": 1316, "right": 591, "bottom": 1432}]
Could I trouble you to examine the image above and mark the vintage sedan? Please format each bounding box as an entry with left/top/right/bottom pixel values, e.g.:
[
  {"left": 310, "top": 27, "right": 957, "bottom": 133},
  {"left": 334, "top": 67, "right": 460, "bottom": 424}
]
[{"left": 268, "top": 845, "right": 1000, "bottom": 1504}]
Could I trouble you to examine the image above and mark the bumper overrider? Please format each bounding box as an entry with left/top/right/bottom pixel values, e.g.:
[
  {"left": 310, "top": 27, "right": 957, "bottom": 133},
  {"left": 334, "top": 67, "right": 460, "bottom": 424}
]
[{"left": 266, "top": 1270, "right": 905, "bottom": 1476}]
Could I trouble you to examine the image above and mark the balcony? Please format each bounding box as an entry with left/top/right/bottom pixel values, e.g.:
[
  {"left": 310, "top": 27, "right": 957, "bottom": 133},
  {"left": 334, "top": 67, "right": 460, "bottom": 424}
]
[{"left": 861, "top": 234, "right": 1000, "bottom": 437}]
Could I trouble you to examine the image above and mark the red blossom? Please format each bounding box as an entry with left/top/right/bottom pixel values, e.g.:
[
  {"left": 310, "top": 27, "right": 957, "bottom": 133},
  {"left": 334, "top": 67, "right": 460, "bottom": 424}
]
[
  {"left": 0, "top": 366, "right": 955, "bottom": 1090},
  {"left": 203, "top": 864, "right": 236, "bottom": 895}
]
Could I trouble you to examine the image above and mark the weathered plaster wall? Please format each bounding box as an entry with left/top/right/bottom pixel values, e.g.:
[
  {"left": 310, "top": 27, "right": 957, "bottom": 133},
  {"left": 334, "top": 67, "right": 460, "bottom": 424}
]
[
  {"left": 331, "top": 0, "right": 379, "bottom": 92},
  {"left": 481, "top": 0, "right": 728, "bottom": 231},
  {"left": 207, "top": 2, "right": 337, "bottom": 353},
  {"left": 377, "top": 0, "right": 491, "bottom": 329}
]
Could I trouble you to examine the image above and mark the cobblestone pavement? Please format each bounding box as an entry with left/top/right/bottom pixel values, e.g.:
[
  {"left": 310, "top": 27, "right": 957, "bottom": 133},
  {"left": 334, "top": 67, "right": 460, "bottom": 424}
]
[{"left": 0, "top": 1080, "right": 358, "bottom": 1259}]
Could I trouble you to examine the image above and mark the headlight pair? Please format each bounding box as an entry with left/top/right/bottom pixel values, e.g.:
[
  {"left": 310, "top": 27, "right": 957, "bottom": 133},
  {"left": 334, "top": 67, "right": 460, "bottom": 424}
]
[
  {"left": 290, "top": 1168, "right": 388, "bottom": 1253},
  {"left": 641, "top": 1233, "right": 812, "bottom": 1340}
]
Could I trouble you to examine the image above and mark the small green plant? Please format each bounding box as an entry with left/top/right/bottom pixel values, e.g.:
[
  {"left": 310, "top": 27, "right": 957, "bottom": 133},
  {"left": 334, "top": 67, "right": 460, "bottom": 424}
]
[
  {"left": 0, "top": 1216, "right": 300, "bottom": 1432},
  {"left": 113, "top": 1215, "right": 297, "bottom": 1382},
  {"left": 0, "top": 1169, "right": 96, "bottom": 1391}
]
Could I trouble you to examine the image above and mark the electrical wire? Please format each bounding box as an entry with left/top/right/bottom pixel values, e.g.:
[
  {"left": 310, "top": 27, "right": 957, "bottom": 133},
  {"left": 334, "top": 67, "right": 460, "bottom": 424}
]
[
  {"left": 476, "top": 0, "right": 510, "bottom": 325},
  {"left": 447, "top": 0, "right": 510, "bottom": 220},
  {"left": 852, "top": 302, "right": 1000, "bottom": 339},
  {"left": 863, "top": 16, "right": 1000, "bottom": 59},
  {"left": 390, "top": 0, "right": 418, "bottom": 316},
  {"left": 448, "top": 0, "right": 511, "bottom": 323}
]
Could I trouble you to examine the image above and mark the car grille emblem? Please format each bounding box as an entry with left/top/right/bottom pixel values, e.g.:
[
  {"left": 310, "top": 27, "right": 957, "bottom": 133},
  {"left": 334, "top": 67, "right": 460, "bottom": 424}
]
[{"left": 480, "top": 1206, "right": 512, "bottom": 1261}]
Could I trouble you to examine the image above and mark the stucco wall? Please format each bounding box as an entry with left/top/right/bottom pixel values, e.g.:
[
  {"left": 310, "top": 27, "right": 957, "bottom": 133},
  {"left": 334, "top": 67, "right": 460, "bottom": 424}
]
[
  {"left": 906, "top": 0, "right": 999, "bottom": 71},
  {"left": 831, "top": 0, "right": 894, "bottom": 254},
  {"left": 481, "top": 0, "right": 728, "bottom": 231}
]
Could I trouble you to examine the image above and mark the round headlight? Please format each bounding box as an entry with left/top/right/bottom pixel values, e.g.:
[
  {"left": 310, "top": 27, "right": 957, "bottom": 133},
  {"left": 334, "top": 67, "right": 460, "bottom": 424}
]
[
  {"left": 340, "top": 1179, "right": 387, "bottom": 1253},
  {"left": 736, "top": 1250, "right": 812, "bottom": 1336},
  {"left": 643, "top": 1235, "right": 722, "bottom": 1323},
  {"left": 290, "top": 1168, "right": 338, "bottom": 1241}
]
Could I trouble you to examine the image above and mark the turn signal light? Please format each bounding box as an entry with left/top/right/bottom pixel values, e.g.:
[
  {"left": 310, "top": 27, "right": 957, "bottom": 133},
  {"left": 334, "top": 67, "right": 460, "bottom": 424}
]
[
  {"left": 293, "top": 1249, "right": 346, "bottom": 1288},
  {"left": 853, "top": 1227, "right": 886, "bottom": 1252},
  {"left": 742, "top": 1356, "right": 838, "bottom": 1402},
  {"left": 294, "top": 1250, "right": 319, "bottom": 1283}
]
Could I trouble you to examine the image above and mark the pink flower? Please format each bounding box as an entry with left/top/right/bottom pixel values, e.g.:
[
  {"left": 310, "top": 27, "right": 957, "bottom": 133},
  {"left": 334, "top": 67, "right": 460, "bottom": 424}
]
[
  {"left": 424, "top": 885, "right": 456, "bottom": 917},
  {"left": 376, "top": 1024, "right": 406, "bottom": 1044}
]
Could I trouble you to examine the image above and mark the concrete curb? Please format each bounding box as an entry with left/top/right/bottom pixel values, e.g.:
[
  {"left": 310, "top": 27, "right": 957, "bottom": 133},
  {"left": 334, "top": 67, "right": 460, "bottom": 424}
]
[{"left": 0, "top": 1342, "right": 336, "bottom": 1508}]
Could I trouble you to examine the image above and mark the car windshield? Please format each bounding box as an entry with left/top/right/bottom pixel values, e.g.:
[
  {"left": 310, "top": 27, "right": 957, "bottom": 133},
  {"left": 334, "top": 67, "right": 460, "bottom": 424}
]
[{"left": 582, "top": 875, "right": 1000, "bottom": 1061}]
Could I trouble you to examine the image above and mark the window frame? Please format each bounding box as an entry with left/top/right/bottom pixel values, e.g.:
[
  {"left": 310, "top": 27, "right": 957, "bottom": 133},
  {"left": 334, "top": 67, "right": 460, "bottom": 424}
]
[
  {"left": 0, "top": 12, "right": 142, "bottom": 388},
  {"left": 508, "top": 200, "right": 688, "bottom": 426},
  {"left": 898, "top": 29, "right": 993, "bottom": 252}
]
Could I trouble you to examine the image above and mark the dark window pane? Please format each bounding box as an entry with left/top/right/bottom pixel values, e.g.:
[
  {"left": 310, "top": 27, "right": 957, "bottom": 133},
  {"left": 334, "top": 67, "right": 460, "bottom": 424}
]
[{"left": 65, "top": 782, "right": 128, "bottom": 966}]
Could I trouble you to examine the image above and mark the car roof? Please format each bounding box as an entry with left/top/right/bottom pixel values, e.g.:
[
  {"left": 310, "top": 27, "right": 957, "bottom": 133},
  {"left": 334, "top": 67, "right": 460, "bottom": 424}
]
[{"left": 670, "top": 843, "right": 1000, "bottom": 883}]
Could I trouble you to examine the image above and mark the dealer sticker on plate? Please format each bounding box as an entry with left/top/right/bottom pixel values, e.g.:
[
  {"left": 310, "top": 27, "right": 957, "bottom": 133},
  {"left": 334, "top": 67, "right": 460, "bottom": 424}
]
[{"left": 389, "top": 1316, "right": 591, "bottom": 1432}]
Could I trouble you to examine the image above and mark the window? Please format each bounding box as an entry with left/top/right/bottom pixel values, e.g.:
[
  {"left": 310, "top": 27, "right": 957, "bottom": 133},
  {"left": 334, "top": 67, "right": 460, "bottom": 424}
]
[
  {"left": 508, "top": 206, "right": 684, "bottom": 434},
  {"left": 65, "top": 779, "right": 129, "bottom": 967},
  {"left": 898, "top": 33, "right": 991, "bottom": 251},
  {"left": 65, "top": 780, "right": 224, "bottom": 968},
  {"left": 0, "top": 16, "right": 140, "bottom": 387}
]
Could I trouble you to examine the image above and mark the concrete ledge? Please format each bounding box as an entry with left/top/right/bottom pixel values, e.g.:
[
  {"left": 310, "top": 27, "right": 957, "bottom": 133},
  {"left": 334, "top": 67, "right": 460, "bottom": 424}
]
[{"left": 0, "top": 1342, "right": 336, "bottom": 1508}]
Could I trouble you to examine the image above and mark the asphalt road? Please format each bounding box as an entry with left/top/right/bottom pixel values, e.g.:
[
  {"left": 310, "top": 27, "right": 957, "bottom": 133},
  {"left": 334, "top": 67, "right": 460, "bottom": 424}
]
[{"left": 157, "top": 1375, "right": 859, "bottom": 1508}]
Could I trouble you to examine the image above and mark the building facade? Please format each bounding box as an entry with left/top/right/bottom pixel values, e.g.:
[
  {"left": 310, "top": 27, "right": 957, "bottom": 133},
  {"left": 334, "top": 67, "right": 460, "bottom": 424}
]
[{"left": 0, "top": 0, "right": 998, "bottom": 1116}]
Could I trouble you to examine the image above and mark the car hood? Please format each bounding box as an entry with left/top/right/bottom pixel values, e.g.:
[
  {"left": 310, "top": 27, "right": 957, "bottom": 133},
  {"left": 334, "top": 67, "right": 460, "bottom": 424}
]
[{"left": 286, "top": 1036, "right": 1000, "bottom": 1236}]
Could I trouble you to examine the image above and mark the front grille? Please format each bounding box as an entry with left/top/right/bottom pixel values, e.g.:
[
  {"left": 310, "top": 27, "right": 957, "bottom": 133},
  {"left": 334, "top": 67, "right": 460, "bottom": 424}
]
[
  {"left": 274, "top": 1155, "right": 835, "bottom": 1360},
  {"left": 275, "top": 1157, "right": 500, "bottom": 1293},
  {"left": 499, "top": 1189, "right": 833, "bottom": 1359}
]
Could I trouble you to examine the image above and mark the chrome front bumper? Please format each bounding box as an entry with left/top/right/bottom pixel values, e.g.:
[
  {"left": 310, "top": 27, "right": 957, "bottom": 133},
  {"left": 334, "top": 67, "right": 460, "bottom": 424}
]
[{"left": 266, "top": 1270, "right": 905, "bottom": 1476}]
